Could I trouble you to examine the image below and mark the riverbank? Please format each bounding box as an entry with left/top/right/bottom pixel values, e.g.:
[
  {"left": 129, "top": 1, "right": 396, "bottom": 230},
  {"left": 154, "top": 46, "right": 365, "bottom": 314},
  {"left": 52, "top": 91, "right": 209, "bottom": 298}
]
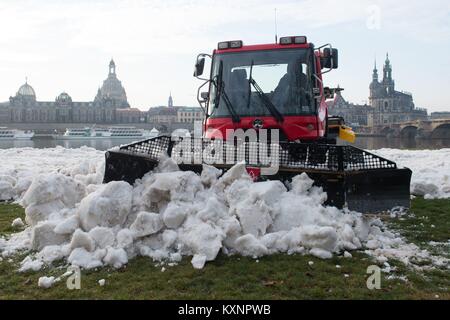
[{"left": 0, "top": 199, "right": 448, "bottom": 299}]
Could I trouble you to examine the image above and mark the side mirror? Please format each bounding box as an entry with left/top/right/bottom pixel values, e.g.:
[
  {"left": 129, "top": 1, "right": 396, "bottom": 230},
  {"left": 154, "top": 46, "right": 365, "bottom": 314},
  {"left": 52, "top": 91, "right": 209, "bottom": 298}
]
[
  {"left": 194, "top": 57, "right": 205, "bottom": 77},
  {"left": 200, "top": 91, "right": 209, "bottom": 101},
  {"left": 321, "top": 48, "right": 339, "bottom": 69}
]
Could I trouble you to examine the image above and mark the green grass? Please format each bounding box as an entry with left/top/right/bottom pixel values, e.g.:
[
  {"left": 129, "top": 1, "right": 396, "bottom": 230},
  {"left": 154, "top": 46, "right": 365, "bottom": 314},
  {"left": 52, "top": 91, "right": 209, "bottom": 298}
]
[
  {"left": 386, "top": 197, "right": 450, "bottom": 259},
  {"left": 0, "top": 199, "right": 448, "bottom": 300},
  {"left": 0, "top": 203, "right": 25, "bottom": 236}
]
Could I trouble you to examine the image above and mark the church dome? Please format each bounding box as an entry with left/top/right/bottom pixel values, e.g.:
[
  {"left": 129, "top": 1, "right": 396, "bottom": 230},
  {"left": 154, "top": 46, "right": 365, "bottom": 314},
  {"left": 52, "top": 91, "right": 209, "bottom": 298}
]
[
  {"left": 94, "top": 59, "right": 129, "bottom": 108},
  {"left": 56, "top": 92, "right": 72, "bottom": 103},
  {"left": 17, "top": 82, "right": 36, "bottom": 97}
]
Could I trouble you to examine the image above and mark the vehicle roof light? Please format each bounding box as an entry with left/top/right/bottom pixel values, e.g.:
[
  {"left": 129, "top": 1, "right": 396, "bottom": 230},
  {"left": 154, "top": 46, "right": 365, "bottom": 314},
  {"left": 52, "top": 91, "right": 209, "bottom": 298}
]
[
  {"left": 279, "top": 37, "right": 293, "bottom": 45},
  {"left": 218, "top": 41, "right": 230, "bottom": 50},
  {"left": 229, "top": 40, "right": 243, "bottom": 48},
  {"left": 280, "top": 36, "right": 308, "bottom": 45},
  {"left": 218, "top": 40, "right": 243, "bottom": 50},
  {"left": 294, "top": 36, "right": 307, "bottom": 44}
]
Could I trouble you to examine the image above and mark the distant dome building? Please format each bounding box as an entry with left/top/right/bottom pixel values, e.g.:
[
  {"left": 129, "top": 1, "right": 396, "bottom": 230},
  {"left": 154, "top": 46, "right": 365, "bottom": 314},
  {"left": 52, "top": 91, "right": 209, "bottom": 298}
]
[
  {"left": 0, "top": 59, "right": 139, "bottom": 124},
  {"left": 55, "top": 92, "right": 73, "bottom": 110},
  {"left": 94, "top": 59, "right": 130, "bottom": 109},
  {"left": 56, "top": 92, "right": 72, "bottom": 103},
  {"left": 9, "top": 80, "right": 37, "bottom": 107},
  {"left": 17, "top": 82, "right": 36, "bottom": 99}
]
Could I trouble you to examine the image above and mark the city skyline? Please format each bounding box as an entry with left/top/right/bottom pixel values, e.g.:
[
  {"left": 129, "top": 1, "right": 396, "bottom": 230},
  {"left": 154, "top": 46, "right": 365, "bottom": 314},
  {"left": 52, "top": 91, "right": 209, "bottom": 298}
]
[{"left": 0, "top": 0, "right": 449, "bottom": 111}]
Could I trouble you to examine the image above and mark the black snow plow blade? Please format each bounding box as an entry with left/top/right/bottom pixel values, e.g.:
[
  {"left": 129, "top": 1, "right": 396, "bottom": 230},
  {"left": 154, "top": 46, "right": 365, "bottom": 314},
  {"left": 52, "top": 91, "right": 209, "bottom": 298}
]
[{"left": 104, "top": 136, "right": 412, "bottom": 213}]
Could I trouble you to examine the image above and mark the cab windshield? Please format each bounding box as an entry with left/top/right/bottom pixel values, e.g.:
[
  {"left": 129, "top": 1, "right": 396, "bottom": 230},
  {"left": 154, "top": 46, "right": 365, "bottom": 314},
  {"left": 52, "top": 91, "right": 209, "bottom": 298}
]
[{"left": 208, "top": 48, "right": 315, "bottom": 118}]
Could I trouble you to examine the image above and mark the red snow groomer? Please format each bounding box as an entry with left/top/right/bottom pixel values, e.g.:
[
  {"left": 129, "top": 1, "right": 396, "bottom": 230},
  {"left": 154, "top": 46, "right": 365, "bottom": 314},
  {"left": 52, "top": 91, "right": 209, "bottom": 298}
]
[{"left": 103, "top": 36, "right": 412, "bottom": 213}]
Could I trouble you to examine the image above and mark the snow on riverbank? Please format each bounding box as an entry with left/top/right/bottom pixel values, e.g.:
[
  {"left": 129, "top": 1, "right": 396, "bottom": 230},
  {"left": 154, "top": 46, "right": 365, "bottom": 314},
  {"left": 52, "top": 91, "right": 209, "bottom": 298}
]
[
  {"left": 0, "top": 146, "right": 448, "bottom": 273},
  {"left": 374, "top": 148, "right": 450, "bottom": 199},
  {"left": 0, "top": 147, "right": 104, "bottom": 201}
]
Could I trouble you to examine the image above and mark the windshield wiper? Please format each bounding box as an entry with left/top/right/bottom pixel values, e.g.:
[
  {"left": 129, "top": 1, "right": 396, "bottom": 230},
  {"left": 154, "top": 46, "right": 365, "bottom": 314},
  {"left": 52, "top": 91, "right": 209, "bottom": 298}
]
[
  {"left": 213, "top": 61, "right": 240, "bottom": 123},
  {"left": 249, "top": 77, "right": 284, "bottom": 123},
  {"left": 219, "top": 83, "right": 240, "bottom": 123},
  {"left": 246, "top": 60, "right": 254, "bottom": 109}
]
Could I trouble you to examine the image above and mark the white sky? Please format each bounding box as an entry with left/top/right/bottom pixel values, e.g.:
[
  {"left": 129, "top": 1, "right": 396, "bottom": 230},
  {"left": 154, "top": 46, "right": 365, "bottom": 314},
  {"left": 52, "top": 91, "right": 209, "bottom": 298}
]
[{"left": 0, "top": 0, "right": 449, "bottom": 112}]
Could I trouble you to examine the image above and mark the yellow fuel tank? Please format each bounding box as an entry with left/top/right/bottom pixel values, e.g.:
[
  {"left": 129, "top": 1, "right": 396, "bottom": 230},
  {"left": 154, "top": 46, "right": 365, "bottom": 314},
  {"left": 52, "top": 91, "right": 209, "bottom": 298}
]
[{"left": 339, "top": 125, "right": 356, "bottom": 143}]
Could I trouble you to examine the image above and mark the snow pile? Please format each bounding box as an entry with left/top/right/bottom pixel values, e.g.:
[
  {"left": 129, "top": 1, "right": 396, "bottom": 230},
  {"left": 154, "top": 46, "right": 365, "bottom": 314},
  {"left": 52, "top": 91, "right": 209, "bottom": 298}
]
[
  {"left": 0, "top": 146, "right": 104, "bottom": 201},
  {"left": 375, "top": 148, "right": 450, "bottom": 199},
  {"left": 1, "top": 147, "right": 449, "bottom": 203},
  {"left": 1, "top": 152, "right": 447, "bottom": 271}
]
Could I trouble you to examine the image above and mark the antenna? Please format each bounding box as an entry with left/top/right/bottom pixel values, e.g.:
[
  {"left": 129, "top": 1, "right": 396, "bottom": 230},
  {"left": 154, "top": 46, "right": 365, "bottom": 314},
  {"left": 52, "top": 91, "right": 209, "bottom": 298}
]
[{"left": 274, "top": 8, "right": 278, "bottom": 43}]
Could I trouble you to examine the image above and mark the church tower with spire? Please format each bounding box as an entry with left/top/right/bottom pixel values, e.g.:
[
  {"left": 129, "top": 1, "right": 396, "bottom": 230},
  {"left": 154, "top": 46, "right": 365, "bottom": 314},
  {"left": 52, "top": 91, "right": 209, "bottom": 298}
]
[
  {"left": 369, "top": 59, "right": 381, "bottom": 105},
  {"left": 168, "top": 92, "right": 173, "bottom": 108},
  {"left": 368, "top": 52, "right": 424, "bottom": 126},
  {"left": 382, "top": 53, "right": 395, "bottom": 95},
  {"left": 372, "top": 59, "right": 378, "bottom": 82}
]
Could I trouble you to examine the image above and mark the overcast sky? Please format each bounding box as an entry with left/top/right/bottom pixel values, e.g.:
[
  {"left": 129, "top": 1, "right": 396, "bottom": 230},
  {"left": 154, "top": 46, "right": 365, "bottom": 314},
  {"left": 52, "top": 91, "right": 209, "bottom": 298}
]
[{"left": 0, "top": 0, "right": 449, "bottom": 112}]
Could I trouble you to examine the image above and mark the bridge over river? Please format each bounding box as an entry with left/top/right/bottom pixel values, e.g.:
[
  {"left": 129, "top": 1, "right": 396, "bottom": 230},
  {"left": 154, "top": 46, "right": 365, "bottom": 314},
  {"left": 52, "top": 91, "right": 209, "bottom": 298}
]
[{"left": 372, "top": 119, "right": 450, "bottom": 139}]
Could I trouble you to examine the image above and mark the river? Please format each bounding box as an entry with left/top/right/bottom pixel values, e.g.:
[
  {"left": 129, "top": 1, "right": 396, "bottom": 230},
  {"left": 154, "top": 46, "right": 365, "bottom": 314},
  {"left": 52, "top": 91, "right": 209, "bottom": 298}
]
[{"left": 0, "top": 136, "right": 449, "bottom": 151}]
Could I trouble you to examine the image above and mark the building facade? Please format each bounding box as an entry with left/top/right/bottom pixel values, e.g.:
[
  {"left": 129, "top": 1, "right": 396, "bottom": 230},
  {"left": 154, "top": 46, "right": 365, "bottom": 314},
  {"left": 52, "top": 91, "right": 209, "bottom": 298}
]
[
  {"left": 430, "top": 112, "right": 450, "bottom": 120},
  {"left": 369, "top": 54, "right": 427, "bottom": 125},
  {"left": 148, "top": 106, "right": 203, "bottom": 124},
  {"left": 177, "top": 106, "right": 204, "bottom": 123},
  {"left": 0, "top": 60, "right": 137, "bottom": 124},
  {"left": 148, "top": 92, "right": 203, "bottom": 125},
  {"left": 327, "top": 54, "right": 429, "bottom": 129},
  {"left": 327, "top": 88, "right": 372, "bottom": 127},
  {"left": 147, "top": 106, "right": 178, "bottom": 124}
]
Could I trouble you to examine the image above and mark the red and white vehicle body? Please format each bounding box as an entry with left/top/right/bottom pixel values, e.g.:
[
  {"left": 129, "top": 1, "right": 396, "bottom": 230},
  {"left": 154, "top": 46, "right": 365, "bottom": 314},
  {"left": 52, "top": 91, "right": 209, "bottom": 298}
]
[{"left": 194, "top": 36, "right": 339, "bottom": 143}]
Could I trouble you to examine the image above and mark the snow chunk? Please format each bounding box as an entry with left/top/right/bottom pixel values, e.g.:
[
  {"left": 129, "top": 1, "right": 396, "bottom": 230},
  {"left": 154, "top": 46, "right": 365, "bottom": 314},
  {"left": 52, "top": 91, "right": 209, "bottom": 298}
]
[
  {"left": 54, "top": 215, "right": 79, "bottom": 235},
  {"left": 79, "top": 181, "right": 132, "bottom": 231},
  {"left": 130, "top": 212, "right": 164, "bottom": 237},
  {"left": 37, "top": 245, "right": 70, "bottom": 264},
  {"left": 191, "top": 254, "right": 207, "bottom": 269},
  {"left": 68, "top": 248, "right": 104, "bottom": 269},
  {"left": 31, "top": 222, "right": 69, "bottom": 251},
  {"left": 200, "top": 165, "right": 222, "bottom": 186},
  {"left": 19, "top": 256, "right": 44, "bottom": 272},
  {"left": 23, "top": 173, "right": 86, "bottom": 226},
  {"left": 103, "top": 247, "right": 128, "bottom": 268},
  {"left": 38, "top": 276, "right": 56, "bottom": 289},
  {"left": 162, "top": 203, "right": 188, "bottom": 229},
  {"left": 89, "top": 227, "right": 115, "bottom": 249},
  {"left": 0, "top": 175, "right": 16, "bottom": 200},
  {"left": 234, "top": 234, "right": 268, "bottom": 258},
  {"left": 219, "top": 162, "right": 251, "bottom": 186},
  {"left": 310, "top": 248, "right": 332, "bottom": 259},
  {"left": 180, "top": 219, "right": 224, "bottom": 261},
  {"left": 116, "top": 229, "right": 134, "bottom": 248},
  {"left": 11, "top": 218, "right": 25, "bottom": 229},
  {"left": 299, "top": 226, "right": 338, "bottom": 252},
  {"left": 70, "top": 229, "right": 95, "bottom": 252},
  {"left": 140, "top": 171, "right": 203, "bottom": 205}
]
